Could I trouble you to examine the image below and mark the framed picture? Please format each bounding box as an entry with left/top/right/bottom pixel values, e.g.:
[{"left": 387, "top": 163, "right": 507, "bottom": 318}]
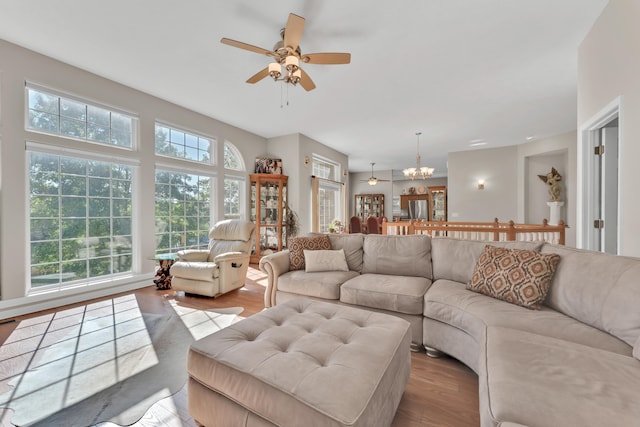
[{"left": 255, "top": 158, "right": 283, "bottom": 175}]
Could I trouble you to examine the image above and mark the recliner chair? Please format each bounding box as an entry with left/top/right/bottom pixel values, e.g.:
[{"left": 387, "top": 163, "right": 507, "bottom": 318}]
[{"left": 170, "top": 219, "right": 255, "bottom": 297}]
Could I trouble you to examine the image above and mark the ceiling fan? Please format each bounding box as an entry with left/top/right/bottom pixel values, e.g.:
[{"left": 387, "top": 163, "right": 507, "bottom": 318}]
[
  {"left": 220, "top": 13, "right": 351, "bottom": 91},
  {"left": 361, "top": 163, "right": 390, "bottom": 186}
]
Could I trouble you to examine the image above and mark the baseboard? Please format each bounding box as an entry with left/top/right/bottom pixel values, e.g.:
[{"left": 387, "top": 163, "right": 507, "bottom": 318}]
[{"left": 0, "top": 273, "right": 154, "bottom": 320}]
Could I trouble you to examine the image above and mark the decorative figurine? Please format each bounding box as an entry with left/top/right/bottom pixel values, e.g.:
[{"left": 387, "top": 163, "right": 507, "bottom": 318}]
[{"left": 538, "top": 167, "right": 563, "bottom": 202}]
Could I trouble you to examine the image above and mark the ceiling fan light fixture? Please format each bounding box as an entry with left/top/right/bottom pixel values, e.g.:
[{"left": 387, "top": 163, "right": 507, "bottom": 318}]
[
  {"left": 220, "top": 13, "right": 350, "bottom": 92},
  {"left": 285, "top": 55, "right": 299, "bottom": 72},
  {"left": 368, "top": 177, "right": 378, "bottom": 186},
  {"left": 290, "top": 69, "right": 301, "bottom": 84},
  {"left": 268, "top": 62, "right": 281, "bottom": 80},
  {"left": 403, "top": 132, "right": 434, "bottom": 180}
]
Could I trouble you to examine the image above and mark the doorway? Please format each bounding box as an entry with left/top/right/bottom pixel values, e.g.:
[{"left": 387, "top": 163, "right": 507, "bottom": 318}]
[{"left": 579, "top": 98, "right": 621, "bottom": 254}]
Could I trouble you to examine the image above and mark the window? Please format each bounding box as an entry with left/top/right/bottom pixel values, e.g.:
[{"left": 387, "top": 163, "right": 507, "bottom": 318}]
[
  {"left": 312, "top": 157, "right": 338, "bottom": 181},
  {"left": 27, "top": 86, "right": 135, "bottom": 148},
  {"left": 29, "top": 152, "right": 133, "bottom": 288},
  {"left": 224, "top": 141, "right": 245, "bottom": 171},
  {"left": 155, "top": 123, "right": 213, "bottom": 164},
  {"left": 223, "top": 142, "right": 245, "bottom": 220},
  {"left": 224, "top": 177, "right": 244, "bottom": 219},
  {"left": 155, "top": 170, "right": 213, "bottom": 254},
  {"left": 311, "top": 156, "right": 343, "bottom": 233}
]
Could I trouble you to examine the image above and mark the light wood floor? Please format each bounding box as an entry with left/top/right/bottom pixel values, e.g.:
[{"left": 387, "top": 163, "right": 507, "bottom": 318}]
[{"left": 0, "top": 266, "right": 480, "bottom": 427}]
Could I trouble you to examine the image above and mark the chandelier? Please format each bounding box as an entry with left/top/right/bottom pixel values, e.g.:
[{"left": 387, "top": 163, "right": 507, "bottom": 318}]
[{"left": 403, "top": 132, "right": 434, "bottom": 180}]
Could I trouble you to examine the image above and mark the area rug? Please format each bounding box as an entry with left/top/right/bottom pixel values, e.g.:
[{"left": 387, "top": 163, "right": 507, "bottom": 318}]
[{"left": 0, "top": 294, "right": 243, "bottom": 426}]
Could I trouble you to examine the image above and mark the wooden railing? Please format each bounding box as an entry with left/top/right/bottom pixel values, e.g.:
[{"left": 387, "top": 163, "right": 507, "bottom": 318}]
[{"left": 382, "top": 218, "right": 566, "bottom": 245}]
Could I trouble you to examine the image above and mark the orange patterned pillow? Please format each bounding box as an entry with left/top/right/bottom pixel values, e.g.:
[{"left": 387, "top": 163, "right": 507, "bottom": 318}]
[
  {"left": 467, "top": 245, "right": 560, "bottom": 310},
  {"left": 288, "top": 235, "right": 331, "bottom": 271}
]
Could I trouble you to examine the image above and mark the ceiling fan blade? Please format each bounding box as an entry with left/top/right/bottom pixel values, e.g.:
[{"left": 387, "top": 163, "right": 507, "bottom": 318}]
[
  {"left": 220, "top": 38, "right": 273, "bottom": 56},
  {"left": 246, "top": 67, "right": 270, "bottom": 84},
  {"left": 299, "top": 68, "right": 316, "bottom": 91},
  {"left": 303, "top": 52, "right": 351, "bottom": 64},
  {"left": 284, "top": 13, "right": 305, "bottom": 51}
]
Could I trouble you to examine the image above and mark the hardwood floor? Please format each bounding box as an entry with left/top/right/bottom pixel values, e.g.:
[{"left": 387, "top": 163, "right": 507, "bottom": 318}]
[{"left": 0, "top": 265, "right": 480, "bottom": 427}]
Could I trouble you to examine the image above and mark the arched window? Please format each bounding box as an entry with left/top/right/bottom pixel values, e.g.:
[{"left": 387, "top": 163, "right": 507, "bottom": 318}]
[{"left": 223, "top": 141, "right": 245, "bottom": 171}]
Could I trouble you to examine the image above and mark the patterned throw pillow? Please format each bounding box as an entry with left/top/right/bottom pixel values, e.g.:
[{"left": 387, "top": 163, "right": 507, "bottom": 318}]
[
  {"left": 288, "top": 235, "right": 331, "bottom": 271},
  {"left": 467, "top": 245, "right": 561, "bottom": 310}
]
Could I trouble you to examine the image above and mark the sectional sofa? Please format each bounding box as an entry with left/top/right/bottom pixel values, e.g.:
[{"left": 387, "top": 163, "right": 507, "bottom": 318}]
[{"left": 259, "top": 233, "right": 640, "bottom": 427}]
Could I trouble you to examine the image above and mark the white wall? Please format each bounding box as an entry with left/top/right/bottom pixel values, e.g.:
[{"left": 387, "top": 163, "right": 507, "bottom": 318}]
[
  {"left": 518, "top": 131, "right": 576, "bottom": 246},
  {"left": 0, "top": 39, "right": 267, "bottom": 304},
  {"left": 267, "top": 133, "right": 349, "bottom": 235},
  {"left": 447, "top": 146, "right": 519, "bottom": 222},
  {"left": 447, "top": 134, "right": 577, "bottom": 246},
  {"left": 349, "top": 169, "right": 393, "bottom": 219},
  {"left": 578, "top": 0, "right": 640, "bottom": 256}
]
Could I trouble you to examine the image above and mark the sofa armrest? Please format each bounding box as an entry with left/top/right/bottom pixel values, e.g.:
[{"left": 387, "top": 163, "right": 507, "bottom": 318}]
[
  {"left": 177, "top": 249, "right": 209, "bottom": 262},
  {"left": 259, "top": 250, "right": 291, "bottom": 307}
]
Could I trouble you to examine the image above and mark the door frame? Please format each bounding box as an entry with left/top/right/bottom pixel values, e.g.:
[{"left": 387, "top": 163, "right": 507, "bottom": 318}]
[{"left": 577, "top": 96, "right": 622, "bottom": 251}]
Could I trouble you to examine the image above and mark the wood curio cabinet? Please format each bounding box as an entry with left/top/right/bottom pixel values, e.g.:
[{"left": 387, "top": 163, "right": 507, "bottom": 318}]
[
  {"left": 428, "top": 186, "right": 447, "bottom": 221},
  {"left": 250, "top": 174, "right": 288, "bottom": 263},
  {"left": 354, "top": 193, "right": 384, "bottom": 220}
]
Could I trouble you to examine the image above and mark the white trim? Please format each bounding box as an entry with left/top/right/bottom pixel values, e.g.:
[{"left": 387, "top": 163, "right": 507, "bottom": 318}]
[
  {"left": 155, "top": 161, "right": 218, "bottom": 177},
  {"left": 26, "top": 140, "right": 141, "bottom": 166},
  {"left": 0, "top": 274, "right": 153, "bottom": 321},
  {"left": 25, "top": 80, "right": 139, "bottom": 118},
  {"left": 577, "top": 96, "right": 622, "bottom": 250},
  {"left": 154, "top": 121, "right": 217, "bottom": 166}
]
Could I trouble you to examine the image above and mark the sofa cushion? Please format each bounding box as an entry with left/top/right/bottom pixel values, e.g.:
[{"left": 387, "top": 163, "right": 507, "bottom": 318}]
[
  {"left": 340, "top": 273, "right": 431, "bottom": 315},
  {"left": 288, "top": 235, "right": 331, "bottom": 271},
  {"left": 634, "top": 336, "right": 640, "bottom": 360},
  {"left": 304, "top": 249, "right": 349, "bottom": 272},
  {"left": 467, "top": 245, "right": 560, "bottom": 310},
  {"left": 326, "top": 233, "right": 365, "bottom": 272},
  {"left": 424, "top": 280, "right": 632, "bottom": 356},
  {"left": 431, "top": 238, "right": 543, "bottom": 284},
  {"left": 542, "top": 244, "right": 640, "bottom": 347},
  {"left": 277, "top": 270, "right": 359, "bottom": 300},
  {"left": 362, "top": 235, "right": 432, "bottom": 278},
  {"left": 481, "top": 327, "right": 640, "bottom": 427}
]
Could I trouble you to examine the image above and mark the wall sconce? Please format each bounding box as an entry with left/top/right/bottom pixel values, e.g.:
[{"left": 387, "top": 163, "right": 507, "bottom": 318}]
[
  {"left": 303, "top": 156, "right": 311, "bottom": 167},
  {"left": 477, "top": 179, "right": 485, "bottom": 190}
]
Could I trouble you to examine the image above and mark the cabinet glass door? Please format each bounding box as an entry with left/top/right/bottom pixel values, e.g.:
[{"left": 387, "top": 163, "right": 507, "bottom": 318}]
[{"left": 431, "top": 190, "right": 446, "bottom": 221}]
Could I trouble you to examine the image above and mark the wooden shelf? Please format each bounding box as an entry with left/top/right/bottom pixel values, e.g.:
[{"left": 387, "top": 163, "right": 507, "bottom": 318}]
[
  {"left": 250, "top": 174, "right": 288, "bottom": 263},
  {"left": 354, "top": 193, "right": 384, "bottom": 220}
]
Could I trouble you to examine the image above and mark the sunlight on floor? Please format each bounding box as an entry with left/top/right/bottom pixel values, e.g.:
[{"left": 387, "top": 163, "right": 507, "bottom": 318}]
[
  {"left": 247, "top": 264, "right": 268, "bottom": 287},
  {"left": 167, "top": 300, "right": 242, "bottom": 340},
  {"left": 0, "top": 294, "right": 156, "bottom": 424}
]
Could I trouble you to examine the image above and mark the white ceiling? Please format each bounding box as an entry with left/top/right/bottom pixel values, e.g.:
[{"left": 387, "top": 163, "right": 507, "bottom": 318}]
[{"left": 0, "top": 0, "right": 607, "bottom": 173}]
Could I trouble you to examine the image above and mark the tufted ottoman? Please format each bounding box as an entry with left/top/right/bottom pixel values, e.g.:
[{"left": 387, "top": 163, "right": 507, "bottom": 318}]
[{"left": 187, "top": 298, "right": 411, "bottom": 427}]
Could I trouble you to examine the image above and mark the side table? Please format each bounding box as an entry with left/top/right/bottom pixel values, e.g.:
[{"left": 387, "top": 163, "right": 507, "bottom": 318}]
[{"left": 151, "top": 253, "right": 179, "bottom": 290}]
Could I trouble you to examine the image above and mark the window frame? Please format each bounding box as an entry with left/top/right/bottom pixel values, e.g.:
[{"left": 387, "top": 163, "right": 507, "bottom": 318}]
[
  {"left": 223, "top": 174, "right": 246, "bottom": 220},
  {"left": 311, "top": 155, "right": 344, "bottom": 233},
  {"left": 154, "top": 166, "right": 216, "bottom": 255},
  {"left": 223, "top": 141, "right": 246, "bottom": 172},
  {"left": 27, "top": 142, "right": 138, "bottom": 293},
  {"left": 25, "top": 82, "right": 138, "bottom": 150},
  {"left": 154, "top": 121, "right": 216, "bottom": 165}
]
